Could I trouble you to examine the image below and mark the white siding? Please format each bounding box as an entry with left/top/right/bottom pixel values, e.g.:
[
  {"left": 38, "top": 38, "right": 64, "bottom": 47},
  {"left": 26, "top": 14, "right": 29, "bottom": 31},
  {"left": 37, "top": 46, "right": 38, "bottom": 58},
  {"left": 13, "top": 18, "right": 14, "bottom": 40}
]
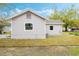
[
  {"left": 46, "top": 24, "right": 62, "bottom": 35},
  {"left": 11, "top": 12, "right": 46, "bottom": 39}
]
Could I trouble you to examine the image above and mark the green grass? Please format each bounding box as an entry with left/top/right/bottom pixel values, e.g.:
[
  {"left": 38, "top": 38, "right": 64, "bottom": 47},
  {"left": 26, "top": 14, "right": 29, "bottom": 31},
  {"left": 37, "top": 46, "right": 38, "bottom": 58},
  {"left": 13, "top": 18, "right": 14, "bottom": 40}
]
[
  {"left": 0, "top": 32, "right": 79, "bottom": 47},
  {"left": 69, "top": 47, "right": 79, "bottom": 55},
  {"left": 69, "top": 31, "right": 79, "bottom": 36},
  {"left": 0, "top": 32, "right": 79, "bottom": 55}
]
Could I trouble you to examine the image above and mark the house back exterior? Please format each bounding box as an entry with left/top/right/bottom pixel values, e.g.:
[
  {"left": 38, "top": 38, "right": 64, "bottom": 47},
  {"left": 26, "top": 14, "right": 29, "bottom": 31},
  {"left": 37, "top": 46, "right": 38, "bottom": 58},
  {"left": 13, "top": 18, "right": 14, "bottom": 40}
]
[{"left": 8, "top": 10, "right": 64, "bottom": 39}]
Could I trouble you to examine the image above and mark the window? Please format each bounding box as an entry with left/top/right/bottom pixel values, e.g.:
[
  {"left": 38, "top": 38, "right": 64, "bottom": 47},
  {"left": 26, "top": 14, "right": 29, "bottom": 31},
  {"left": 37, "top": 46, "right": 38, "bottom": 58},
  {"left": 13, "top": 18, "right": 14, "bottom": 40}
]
[
  {"left": 26, "top": 12, "right": 31, "bottom": 19},
  {"left": 25, "top": 23, "right": 33, "bottom": 30},
  {"left": 50, "top": 26, "right": 53, "bottom": 30}
]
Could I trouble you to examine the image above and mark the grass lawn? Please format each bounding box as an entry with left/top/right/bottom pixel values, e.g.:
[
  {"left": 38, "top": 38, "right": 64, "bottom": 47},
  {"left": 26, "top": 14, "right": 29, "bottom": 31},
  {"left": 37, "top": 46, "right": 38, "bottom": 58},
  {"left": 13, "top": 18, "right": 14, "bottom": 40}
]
[
  {"left": 69, "top": 47, "right": 79, "bottom": 56},
  {"left": 0, "top": 32, "right": 79, "bottom": 55},
  {"left": 0, "top": 32, "right": 79, "bottom": 47}
]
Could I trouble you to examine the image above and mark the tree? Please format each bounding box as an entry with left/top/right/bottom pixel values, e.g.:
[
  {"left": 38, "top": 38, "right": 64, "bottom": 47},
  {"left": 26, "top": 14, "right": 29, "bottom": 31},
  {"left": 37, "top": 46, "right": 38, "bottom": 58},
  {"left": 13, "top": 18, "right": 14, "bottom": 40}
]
[
  {"left": 71, "top": 20, "right": 79, "bottom": 28},
  {"left": 49, "top": 5, "right": 79, "bottom": 31},
  {"left": 0, "top": 4, "right": 10, "bottom": 34},
  {"left": 0, "top": 16, "right": 10, "bottom": 34}
]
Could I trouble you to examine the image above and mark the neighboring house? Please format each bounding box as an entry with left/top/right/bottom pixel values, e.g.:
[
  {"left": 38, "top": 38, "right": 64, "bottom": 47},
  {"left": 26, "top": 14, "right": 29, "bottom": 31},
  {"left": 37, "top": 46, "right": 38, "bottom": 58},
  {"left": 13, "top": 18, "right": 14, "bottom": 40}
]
[
  {"left": 3, "top": 20, "right": 11, "bottom": 33},
  {"left": 7, "top": 10, "right": 64, "bottom": 39},
  {"left": 3, "top": 26, "right": 11, "bottom": 33}
]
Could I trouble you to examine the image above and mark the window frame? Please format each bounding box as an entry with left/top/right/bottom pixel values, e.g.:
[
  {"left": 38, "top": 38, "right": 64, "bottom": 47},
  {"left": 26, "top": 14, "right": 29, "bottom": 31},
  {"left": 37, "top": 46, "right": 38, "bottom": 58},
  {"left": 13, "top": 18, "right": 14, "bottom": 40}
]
[
  {"left": 24, "top": 23, "right": 33, "bottom": 30},
  {"left": 50, "top": 26, "right": 53, "bottom": 30}
]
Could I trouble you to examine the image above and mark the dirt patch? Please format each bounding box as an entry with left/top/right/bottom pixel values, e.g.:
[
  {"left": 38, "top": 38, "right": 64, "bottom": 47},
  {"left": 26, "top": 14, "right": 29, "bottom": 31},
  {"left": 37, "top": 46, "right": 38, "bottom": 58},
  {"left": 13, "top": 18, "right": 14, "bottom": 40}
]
[{"left": 0, "top": 46, "right": 79, "bottom": 56}]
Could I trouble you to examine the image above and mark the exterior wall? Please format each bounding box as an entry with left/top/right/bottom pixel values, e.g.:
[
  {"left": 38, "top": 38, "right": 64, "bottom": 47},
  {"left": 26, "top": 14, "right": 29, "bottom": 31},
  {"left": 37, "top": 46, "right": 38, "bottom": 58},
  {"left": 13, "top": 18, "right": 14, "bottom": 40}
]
[
  {"left": 11, "top": 12, "right": 46, "bottom": 39},
  {"left": 46, "top": 24, "right": 63, "bottom": 36}
]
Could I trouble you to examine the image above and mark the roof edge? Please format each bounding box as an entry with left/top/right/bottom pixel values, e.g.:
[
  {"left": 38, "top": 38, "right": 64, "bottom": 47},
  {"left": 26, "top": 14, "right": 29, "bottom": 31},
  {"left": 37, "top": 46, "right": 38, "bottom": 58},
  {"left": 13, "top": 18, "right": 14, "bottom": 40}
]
[{"left": 6, "top": 9, "right": 48, "bottom": 20}]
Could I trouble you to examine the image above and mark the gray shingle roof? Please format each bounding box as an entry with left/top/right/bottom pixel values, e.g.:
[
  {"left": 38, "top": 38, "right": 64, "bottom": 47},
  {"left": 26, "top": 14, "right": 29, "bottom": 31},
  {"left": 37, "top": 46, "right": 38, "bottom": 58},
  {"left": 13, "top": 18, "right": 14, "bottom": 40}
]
[
  {"left": 6, "top": 9, "right": 47, "bottom": 20},
  {"left": 7, "top": 9, "right": 64, "bottom": 25},
  {"left": 46, "top": 20, "right": 64, "bottom": 25}
]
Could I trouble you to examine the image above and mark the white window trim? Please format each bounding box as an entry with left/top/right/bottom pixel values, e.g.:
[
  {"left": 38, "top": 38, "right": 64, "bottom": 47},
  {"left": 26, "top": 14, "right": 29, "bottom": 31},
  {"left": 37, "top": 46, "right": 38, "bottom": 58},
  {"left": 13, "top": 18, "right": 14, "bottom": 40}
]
[{"left": 24, "top": 22, "right": 33, "bottom": 31}]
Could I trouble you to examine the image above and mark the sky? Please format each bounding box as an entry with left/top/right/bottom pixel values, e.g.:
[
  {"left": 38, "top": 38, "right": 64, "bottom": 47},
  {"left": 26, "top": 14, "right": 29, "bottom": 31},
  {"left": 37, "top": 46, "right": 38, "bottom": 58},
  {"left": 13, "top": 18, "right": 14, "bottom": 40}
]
[{"left": 0, "top": 3, "right": 79, "bottom": 17}]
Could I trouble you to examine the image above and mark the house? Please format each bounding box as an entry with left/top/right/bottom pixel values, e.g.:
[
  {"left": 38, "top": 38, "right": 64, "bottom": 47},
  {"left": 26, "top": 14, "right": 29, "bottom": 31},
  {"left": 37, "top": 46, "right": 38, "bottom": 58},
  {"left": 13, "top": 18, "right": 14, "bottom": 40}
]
[
  {"left": 7, "top": 9, "right": 64, "bottom": 39},
  {"left": 3, "top": 20, "right": 11, "bottom": 34}
]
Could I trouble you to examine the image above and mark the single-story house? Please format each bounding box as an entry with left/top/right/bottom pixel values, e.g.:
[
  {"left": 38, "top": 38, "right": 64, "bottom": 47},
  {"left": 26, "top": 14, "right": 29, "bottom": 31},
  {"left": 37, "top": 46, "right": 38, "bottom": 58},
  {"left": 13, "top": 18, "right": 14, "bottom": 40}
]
[
  {"left": 2, "top": 20, "right": 11, "bottom": 34},
  {"left": 7, "top": 9, "right": 64, "bottom": 39}
]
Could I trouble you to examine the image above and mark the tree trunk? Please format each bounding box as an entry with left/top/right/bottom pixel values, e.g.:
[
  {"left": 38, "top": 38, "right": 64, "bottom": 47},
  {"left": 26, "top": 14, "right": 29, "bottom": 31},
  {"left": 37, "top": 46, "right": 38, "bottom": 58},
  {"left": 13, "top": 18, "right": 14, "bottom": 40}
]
[
  {"left": 0, "top": 31, "right": 2, "bottom": 34},
  {"left": 65, "top": 24, "right": 68, "bottom": 32},
  {"left": 65, "top": 27, "right": 68, "bottom": 31}
]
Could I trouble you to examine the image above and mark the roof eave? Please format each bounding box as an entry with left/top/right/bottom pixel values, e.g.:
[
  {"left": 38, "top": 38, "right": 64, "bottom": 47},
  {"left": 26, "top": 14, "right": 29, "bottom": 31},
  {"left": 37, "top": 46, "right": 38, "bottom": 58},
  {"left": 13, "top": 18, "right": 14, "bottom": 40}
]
[{"left": 6, "top": 9, "right": 48, "bottom": 20}]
